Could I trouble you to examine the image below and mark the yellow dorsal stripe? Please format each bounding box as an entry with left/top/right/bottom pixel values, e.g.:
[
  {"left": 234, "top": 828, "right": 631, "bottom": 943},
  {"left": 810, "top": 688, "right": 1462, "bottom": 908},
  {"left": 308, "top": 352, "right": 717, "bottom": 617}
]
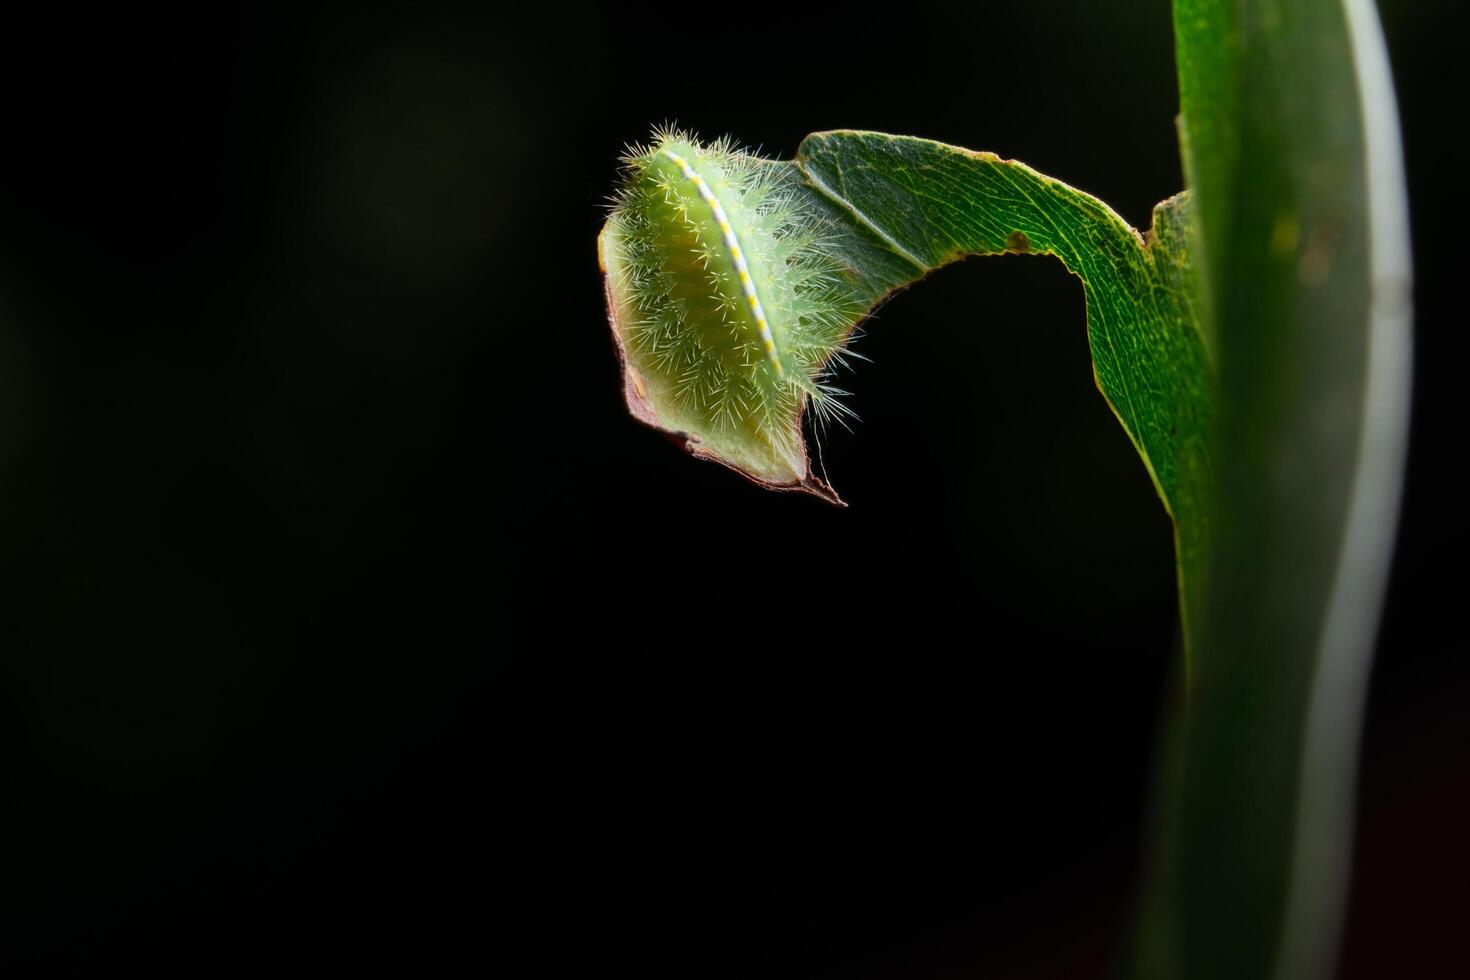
[{"left": 662, "top": 149, "right": 783, "bottom": 377}]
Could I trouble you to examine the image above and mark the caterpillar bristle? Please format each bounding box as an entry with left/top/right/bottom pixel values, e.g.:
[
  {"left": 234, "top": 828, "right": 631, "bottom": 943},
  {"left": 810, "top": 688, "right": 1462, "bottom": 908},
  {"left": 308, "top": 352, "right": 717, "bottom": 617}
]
[{"left": 601, "top": 127, "right": 866, "bottom": 492}]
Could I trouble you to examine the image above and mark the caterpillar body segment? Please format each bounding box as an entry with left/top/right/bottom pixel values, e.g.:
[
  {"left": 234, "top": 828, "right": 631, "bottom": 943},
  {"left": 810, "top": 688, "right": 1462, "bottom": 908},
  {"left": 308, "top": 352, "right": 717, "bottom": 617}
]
[{"left": 601, "top": 130, "right": 862, "bottom": 499}]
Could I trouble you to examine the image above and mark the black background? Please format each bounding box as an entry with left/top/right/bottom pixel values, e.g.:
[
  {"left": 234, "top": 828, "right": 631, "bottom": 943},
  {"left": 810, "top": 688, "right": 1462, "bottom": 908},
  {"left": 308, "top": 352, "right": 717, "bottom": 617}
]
[{"left": 1, "top": 2, "right": 1461, "bottom": 976}]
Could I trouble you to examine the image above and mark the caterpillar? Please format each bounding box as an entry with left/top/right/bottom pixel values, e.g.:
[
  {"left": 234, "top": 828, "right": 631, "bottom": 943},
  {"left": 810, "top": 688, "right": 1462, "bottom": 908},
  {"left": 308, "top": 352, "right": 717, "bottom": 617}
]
[{"left": 598, "top": 128, "right": 862, "bottom": 503}]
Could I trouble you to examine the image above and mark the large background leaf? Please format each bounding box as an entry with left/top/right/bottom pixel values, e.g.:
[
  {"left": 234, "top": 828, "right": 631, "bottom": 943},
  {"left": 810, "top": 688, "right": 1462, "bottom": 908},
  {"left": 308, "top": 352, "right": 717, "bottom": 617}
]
[{"left": 1141, "top": 2, "right": 1413, "bottom": 978}]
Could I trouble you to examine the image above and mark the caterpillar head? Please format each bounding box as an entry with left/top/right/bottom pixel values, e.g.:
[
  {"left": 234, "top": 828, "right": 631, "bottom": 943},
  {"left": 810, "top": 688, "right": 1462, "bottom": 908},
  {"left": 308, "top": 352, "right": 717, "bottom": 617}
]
[{"left": 598, "top": 129, "right": 862, "bottom": 504}]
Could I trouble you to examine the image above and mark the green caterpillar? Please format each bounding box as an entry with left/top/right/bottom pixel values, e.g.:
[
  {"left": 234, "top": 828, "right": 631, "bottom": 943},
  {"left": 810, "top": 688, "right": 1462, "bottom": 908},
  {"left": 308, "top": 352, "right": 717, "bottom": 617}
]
[{"left": 599, "top": 129, "right": 862, "bottom": 503}]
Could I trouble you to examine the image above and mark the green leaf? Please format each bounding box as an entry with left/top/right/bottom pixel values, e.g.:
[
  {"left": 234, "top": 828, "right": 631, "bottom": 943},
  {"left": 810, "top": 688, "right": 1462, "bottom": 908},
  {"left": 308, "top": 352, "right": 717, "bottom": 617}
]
[
  {"left": 601, "top": 132, "right": 1216, "bottom": 635},
  {"left": 1140, "top": 2, "right": 1413, "bottom": 978},
  {"left": 790, "top": 132, "right": 1214, "bottom": 638}
]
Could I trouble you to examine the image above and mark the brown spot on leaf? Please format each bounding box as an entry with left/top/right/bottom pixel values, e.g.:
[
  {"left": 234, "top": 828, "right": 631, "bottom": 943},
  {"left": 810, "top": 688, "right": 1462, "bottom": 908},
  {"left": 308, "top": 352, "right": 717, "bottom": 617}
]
[{"left": 1006, "top": 230, "right": 1031, "bottom": 253}]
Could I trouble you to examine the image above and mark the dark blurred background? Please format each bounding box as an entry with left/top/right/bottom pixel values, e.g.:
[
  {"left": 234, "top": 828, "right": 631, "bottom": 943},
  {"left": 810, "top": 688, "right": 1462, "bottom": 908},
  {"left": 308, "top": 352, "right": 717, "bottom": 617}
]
[{"left": 0, "top": 2, "right": 1460, "bottom": 976}]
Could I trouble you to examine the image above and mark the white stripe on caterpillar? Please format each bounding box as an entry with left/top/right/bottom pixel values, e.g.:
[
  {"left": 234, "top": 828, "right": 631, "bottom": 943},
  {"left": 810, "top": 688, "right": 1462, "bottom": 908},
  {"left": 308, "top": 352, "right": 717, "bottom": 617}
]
[{"left": 660, "top": 148, "right": 784, "bottom": 377}]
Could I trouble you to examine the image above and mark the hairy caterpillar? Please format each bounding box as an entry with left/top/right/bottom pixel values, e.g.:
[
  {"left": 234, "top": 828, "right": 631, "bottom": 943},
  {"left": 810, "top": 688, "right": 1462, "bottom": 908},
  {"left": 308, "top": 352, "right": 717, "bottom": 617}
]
[{"left": 598, "top": 129, "right": 862, "bottom": 503}]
